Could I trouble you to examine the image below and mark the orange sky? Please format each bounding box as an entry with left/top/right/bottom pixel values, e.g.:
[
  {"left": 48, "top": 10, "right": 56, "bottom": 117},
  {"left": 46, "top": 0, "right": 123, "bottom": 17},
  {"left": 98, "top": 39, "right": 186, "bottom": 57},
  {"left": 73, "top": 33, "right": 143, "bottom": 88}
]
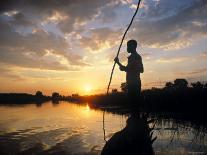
[{"left": 0, "top": 0, "right": 207, "bottom": 96}]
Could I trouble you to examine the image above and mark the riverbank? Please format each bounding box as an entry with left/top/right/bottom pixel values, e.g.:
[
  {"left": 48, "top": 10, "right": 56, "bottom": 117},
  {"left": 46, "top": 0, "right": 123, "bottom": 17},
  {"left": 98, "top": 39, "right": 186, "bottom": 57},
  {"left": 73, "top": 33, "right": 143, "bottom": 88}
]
[
  {"left": 1, "top": 86, "right": 206, "bottom": 116},
  {"left": 82, "top": 87, "right": 207, "bottom": 113}
]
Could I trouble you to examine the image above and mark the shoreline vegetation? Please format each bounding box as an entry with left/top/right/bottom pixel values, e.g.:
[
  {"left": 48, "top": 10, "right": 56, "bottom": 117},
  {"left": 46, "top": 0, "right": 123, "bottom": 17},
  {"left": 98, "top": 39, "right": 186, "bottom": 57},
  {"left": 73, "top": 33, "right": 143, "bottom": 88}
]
[{"left": 0, "top": 78, "right": 206, "bottom": 114}]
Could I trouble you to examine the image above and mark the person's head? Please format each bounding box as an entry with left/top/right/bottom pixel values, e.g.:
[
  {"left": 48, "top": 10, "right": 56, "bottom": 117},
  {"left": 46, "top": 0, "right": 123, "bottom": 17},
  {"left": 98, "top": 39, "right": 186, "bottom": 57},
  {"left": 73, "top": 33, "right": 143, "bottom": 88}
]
[{"left": 127, "top": 40, "right": 137, "bottom": 53}]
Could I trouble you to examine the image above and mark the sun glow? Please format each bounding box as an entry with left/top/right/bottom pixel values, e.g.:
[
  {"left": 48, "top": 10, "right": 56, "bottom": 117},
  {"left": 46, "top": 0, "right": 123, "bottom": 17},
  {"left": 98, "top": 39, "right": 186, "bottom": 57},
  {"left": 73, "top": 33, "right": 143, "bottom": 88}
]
[
  {"left": 85, "top": 104, "right": 90, "bottom": 111},
  {"left": 84, "top": 84, "right": 92, "bottom": 93}
]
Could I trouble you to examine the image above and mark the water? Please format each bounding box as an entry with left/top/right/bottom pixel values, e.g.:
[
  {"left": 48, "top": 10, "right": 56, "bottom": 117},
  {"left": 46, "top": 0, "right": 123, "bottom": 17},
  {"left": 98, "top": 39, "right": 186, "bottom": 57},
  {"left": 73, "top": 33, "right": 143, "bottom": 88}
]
[{"left": 0, "top": 101, "right": 207, "bottom": 155}]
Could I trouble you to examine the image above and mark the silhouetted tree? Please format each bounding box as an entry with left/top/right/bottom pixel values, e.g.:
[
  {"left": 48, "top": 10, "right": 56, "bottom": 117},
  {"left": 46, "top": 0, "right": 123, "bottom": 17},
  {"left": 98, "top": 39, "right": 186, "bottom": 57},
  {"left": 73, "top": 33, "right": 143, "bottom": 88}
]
[
  {"left": 52, "top": 92, "right": 59, "bottom": 100},
  {"left": 191, "top": 81, "right": 204, "bottom": 89},
  {"left": 35, "top": 91, "right": 43, "bottom": 97},
  {"left": 72, "top": 94, "right": 79, "bottom": 97},
  {"left": 174, "top": 79, "right": 188, "bottom": 89},
  {"left": 121, "top": 82, "right": 127, "bottom": 92},
  {"left": 112, "top": 89, "right": 118, "bottom": 93},
  {"left": 165, "top": 82, "right": 174, "bottom": 88}
]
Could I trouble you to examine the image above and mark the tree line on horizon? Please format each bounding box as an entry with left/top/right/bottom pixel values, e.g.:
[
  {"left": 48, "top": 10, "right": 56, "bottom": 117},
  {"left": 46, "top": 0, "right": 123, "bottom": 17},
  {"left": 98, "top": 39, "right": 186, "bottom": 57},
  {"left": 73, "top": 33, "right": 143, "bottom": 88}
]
[
  {"left": 0, "top": 78, "right": 206, "bottom": 104},
  {"left": 86, "top": 78, "right": 207, "bottom": 114},
  {"left": 110, "top": 78, "right": 207, "bottom": 93},
  {"left": 32, "top": 78, "right": 207, "bottom": 98}
]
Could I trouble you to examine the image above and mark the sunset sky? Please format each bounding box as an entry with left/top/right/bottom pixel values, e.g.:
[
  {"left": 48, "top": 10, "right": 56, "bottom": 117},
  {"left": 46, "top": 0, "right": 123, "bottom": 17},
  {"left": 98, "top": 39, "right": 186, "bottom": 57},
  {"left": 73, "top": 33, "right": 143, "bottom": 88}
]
[{"left": 0, "top": 0, "right": 207, "bottom": 95}]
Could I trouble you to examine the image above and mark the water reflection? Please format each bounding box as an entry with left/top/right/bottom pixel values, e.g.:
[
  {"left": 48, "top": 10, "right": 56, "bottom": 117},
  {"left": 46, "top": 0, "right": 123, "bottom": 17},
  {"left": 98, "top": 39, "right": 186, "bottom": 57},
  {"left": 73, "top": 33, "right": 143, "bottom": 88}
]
[
  {"left": 101, "top": 113, "right": 156, "bottom": 155},
  {"left": 0, "top": 102, "right": 207, "bottom": 155}
]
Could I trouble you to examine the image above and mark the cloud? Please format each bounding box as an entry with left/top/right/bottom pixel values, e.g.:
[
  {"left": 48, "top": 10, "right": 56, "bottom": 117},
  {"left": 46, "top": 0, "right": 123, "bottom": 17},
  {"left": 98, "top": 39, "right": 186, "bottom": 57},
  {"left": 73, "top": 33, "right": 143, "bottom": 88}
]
[
  {"left": 0, "top": 0, "right": 121, "bottom": 71},
  {"left": 178, "top": 68, "right": 207, "bottom": 76},
  {"left": 0, "top": 18, "right": 89, "bottom": 70},
  {"left": 130, "top": 0, "right": 207, "bottom": 50},
  {"left": 98, "top": 5, "right": 117, "bottom": 23},
  {"left": 156, "top": 56, "right": 189, "bottom": 63},
  {"left": 0, "top": 0, "right": 116, "bottom": 33},
  {"left": 11, "top": 12, "right": 33, "bottom": 26},
  {"left": 141, "top": 52, "right": 153, "bottom": 60},
  {"left": 0, "top": 47, "right": 75, "bottom": 71},
  {"left": 79, "top": 27, "right": 121, "bottom": 53},
  {"left": 0, "top": 0, "right": 207, "bottom": 70},
  {"left": 0, "top": 66, "right": 24, "bottom": 81},
  {"left": 201, "top": 51, "right": 207, "bottom": 58}
]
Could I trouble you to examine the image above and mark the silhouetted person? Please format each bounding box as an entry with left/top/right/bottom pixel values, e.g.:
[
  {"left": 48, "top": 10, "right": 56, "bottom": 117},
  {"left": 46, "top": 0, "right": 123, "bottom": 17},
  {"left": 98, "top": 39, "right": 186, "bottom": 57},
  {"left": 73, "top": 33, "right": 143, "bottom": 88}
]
[
  {"left": 114, "top": 40, "right": 144, "bottom": 108},
  {"left": 101, "top": 114, "right": 156, "bottom": 155}
]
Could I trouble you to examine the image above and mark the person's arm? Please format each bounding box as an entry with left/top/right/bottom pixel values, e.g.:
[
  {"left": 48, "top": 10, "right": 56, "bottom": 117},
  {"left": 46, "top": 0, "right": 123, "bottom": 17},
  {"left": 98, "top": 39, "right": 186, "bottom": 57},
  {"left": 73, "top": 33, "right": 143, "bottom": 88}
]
[{"left": 114, "top": 57, "right": 127, "bottom": 72}]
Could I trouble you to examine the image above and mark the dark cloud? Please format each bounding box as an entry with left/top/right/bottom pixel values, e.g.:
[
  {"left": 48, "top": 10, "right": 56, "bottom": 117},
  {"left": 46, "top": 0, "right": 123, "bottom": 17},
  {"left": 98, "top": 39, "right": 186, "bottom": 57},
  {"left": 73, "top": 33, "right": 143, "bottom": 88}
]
[
  {"left": 0, "top": 0, "right": 119, "bottom": 71},
  {"left": 0, "top": 0, "right": 206, "bottom": 70},
  {"left": 11, "top": 12, "right": 33, "bottom": 26},
  {"left": 140, "top": 0, "right": 194, "bottom": 20},
  {"left": 130, "top": 0, "right": 207, "bottom": 49},
  {"left": 0, "top": 0, "right": 116, "bottom": 33},
  {"left": 98, "top": 4, "right": 118, "bottom": 23}
]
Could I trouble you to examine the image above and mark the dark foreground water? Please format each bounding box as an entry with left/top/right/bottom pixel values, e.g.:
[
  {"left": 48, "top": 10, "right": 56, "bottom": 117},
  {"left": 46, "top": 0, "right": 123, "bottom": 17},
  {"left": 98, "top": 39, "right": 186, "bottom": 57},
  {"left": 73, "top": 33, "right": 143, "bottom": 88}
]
[{"left": 0, "top": 101, "right": 207, "bottom": 155}]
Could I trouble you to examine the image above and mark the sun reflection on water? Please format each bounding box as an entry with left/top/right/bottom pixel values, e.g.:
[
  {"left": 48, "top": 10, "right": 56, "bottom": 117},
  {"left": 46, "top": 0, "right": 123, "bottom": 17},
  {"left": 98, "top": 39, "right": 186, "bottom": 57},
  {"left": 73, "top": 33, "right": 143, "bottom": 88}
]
[
  {"left": 85, "top": 104, "right": 90, "bottom": 112},
  {"left": 81, "top": 103, "right": 91, "bottom": 118}
]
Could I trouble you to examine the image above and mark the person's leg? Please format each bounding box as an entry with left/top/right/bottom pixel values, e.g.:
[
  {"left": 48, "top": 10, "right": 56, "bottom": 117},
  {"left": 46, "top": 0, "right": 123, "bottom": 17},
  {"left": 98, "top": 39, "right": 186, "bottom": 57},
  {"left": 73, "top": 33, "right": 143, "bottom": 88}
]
[
  {"left": 127, "top": 81, "right": 140, "bottom": 114},
  {"left": 137, "top": 80, "right": 142, "bottom": 109}
]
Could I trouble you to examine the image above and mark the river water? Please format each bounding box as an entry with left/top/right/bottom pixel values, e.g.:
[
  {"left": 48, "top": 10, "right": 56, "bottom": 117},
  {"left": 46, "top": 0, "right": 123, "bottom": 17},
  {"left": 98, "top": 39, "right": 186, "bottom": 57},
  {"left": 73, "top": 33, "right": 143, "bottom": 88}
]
[{"left": 0, "top": 101, "right": 207, "bottom": 155}]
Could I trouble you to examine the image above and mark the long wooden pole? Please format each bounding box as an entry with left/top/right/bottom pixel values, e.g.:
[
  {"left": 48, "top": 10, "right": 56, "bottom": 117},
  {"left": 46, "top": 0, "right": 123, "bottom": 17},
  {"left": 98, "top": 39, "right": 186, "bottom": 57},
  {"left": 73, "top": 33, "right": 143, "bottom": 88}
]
[
  {"left": 103, "top": 0, "right": 142, "bottom": 143},
  {"left": 106, "top": 0, "right": 142, "bottom": 95}
]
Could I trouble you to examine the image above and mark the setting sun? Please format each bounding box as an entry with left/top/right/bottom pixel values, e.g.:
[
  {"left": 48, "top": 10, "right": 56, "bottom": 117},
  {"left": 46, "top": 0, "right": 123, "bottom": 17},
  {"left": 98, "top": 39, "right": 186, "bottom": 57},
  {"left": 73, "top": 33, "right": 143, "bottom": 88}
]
[{"left": 84, "top": 84, "right": 92, "bottom": 93}]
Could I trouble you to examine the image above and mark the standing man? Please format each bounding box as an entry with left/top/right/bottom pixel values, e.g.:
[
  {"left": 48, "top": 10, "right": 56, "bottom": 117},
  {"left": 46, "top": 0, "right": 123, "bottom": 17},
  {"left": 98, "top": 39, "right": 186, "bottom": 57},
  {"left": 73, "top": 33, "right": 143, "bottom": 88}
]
[{"left": 114, "top": 39, "right": 144, "bottom": 107}]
